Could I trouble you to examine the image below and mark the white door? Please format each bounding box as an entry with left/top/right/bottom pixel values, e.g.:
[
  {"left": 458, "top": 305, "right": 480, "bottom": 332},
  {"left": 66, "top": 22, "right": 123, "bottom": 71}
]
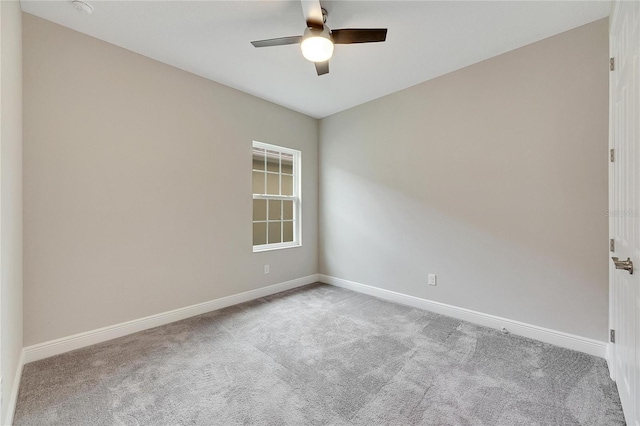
[{"left": 609, "top": 1, "right": 640, "bottom": 424}]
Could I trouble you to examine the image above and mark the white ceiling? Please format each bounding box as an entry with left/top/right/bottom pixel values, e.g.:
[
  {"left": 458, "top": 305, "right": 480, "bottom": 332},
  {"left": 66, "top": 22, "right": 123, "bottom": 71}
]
[{"left": 21, "top": 1, "right": 610, "bottom": 118}]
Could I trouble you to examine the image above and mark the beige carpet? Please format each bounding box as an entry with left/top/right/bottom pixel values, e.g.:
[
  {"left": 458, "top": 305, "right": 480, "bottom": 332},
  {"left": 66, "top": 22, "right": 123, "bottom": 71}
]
[{"left": 15, "top": 283, "right": 625, "bottom": 425}]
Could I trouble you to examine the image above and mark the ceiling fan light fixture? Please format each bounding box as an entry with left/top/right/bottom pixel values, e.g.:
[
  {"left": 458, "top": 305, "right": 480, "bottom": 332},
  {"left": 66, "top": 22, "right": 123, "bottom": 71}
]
[
  {"left": 300, "top": 28, "right": 334, "bottom": 62},
  {"left": 250, "top": 1, "right": 388, "bottom": 76}
]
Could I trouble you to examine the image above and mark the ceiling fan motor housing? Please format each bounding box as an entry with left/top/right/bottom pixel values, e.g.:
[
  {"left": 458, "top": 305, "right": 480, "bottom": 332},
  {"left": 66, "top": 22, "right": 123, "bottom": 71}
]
[{"left": 303, "top": 26, "right": 332, "bottom": 41}]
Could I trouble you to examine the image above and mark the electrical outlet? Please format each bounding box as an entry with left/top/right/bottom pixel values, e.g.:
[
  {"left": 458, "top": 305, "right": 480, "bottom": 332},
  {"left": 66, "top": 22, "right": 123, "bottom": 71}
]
[
  {"left": 264, "top": 265, "right": 270, "bottom": 274},
  {"left": 428, "top": 274, "right": 437, "bottom": 286}
]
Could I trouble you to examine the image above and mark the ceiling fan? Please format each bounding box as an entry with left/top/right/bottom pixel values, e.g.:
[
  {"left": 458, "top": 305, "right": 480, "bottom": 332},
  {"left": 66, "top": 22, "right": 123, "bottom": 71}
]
[{"left": 250, "top": 0, "right": 387, "bottom": 76}]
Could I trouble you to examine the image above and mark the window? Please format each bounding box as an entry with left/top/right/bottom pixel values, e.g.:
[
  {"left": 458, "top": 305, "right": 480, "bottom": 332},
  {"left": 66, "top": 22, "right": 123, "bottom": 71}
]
[{"left": 252, "top": 141, "right": 301, "bottom": 251}]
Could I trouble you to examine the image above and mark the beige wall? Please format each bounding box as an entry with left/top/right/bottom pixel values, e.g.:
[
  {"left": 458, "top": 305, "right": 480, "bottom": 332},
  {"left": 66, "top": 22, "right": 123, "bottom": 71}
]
[
  {"left": 23, "top": 12, "right": 608, "bottom": 348},
  {"left": 319, "top": 19, "right": 609, "bottom": 340},
  {"left": 23, "top": 14, "right": 318, "bottom": 346},
  {"left": 0, "top": 0, "right": 23, "bottom": 421}
]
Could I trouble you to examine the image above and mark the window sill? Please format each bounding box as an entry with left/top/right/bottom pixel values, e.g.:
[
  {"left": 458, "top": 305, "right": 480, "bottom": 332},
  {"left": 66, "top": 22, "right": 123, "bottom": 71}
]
[{"left": 253, "top": 243, "right": 301, "bottom": 253}]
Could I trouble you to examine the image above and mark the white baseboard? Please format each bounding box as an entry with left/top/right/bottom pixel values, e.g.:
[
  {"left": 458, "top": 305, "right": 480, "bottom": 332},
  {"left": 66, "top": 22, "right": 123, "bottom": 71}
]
[
  {"left": 24, "top": 274, "right": 319, "bottom": 364},
  {"left": 7, "top": 273, "right": 608, "bottom": 424},
  {"left": 4, "top": 349, "right": 25, "bottom": 426},
  {"left": 606, "top": 343, "right": 615, "bottom": 381},
  {"left": 320, "top": 274, "right": 607, "bottom": 358}
]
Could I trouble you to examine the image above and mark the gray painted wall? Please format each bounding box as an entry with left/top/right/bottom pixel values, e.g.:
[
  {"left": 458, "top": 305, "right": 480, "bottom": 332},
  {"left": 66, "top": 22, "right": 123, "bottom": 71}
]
[
  {"left": 319, "top": 19, "right": 609, "bottom": 341},
  {"left": 23, "top": 14, "right": 318, "bottom": 346},
  {"left": 1, "top": 0, "right": 24, "bottom": 421},
  {"left": 23, "top": 13, "right": 608, "bottom": 348}
]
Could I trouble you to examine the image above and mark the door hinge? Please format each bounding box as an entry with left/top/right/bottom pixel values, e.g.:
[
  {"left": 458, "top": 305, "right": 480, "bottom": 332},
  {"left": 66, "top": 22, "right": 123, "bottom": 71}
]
[
  {"left": 610, "top": 148, "right": 615, "bottom": 162},
  {"left": 610, "top": 57, "right": 615, "bottom": 71},
  {"left": 610, "top": 329, "right": 615, "bottom": 343},
  {"left": 610, "top": 239, "right": 615, "bottom": 252}
]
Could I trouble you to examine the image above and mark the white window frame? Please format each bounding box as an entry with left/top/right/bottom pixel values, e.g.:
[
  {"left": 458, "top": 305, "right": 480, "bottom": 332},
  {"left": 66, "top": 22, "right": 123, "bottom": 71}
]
[{"left": 252, "top": 141, "right": 302, "bottom": 252}]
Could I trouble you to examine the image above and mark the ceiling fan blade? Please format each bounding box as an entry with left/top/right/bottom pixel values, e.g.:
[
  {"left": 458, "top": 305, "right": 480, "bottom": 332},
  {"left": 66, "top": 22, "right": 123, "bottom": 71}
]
[
  {"left": 315, "top": 61, "right": 329, "bottom": 76},
  {"left": 251, "top": 36, "right": 302, "bottom": 48},
  {"left": 301, "top": 0, "right": 324, "bottom": 29},
  {"left": 331, "top": 29, "right": 388, "bottom": 44}
]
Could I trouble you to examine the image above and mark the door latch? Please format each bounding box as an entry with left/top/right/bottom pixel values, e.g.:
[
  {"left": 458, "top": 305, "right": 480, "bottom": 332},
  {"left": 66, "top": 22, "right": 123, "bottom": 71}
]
[{"left": 612, "top": 257, "right": 633, "bottom": 274}]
